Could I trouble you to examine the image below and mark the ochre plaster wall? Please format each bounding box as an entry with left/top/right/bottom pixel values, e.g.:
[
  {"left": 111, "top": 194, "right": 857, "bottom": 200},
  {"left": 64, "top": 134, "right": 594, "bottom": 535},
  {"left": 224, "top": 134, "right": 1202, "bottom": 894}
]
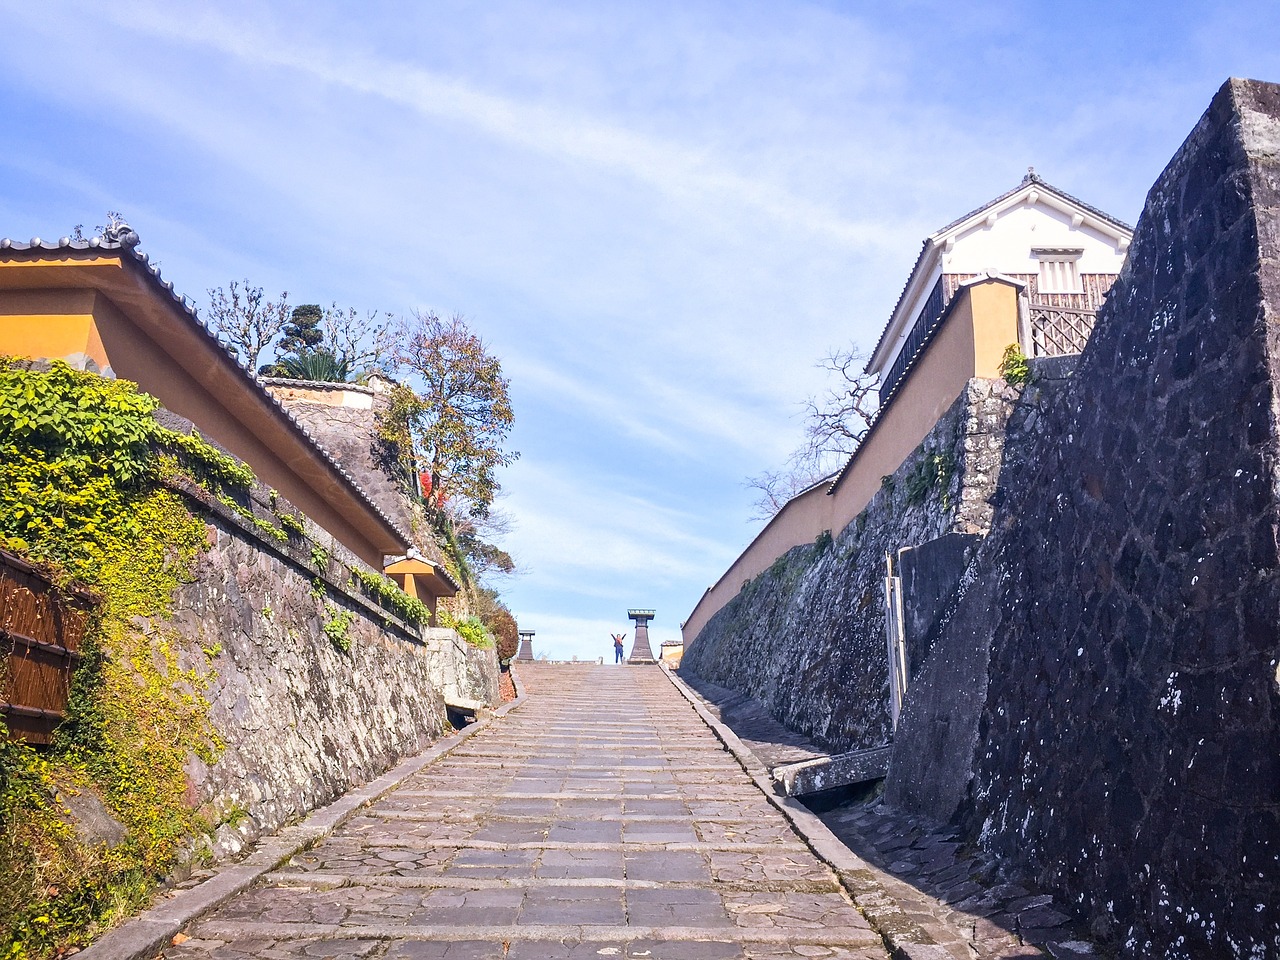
[
  {"left": 0, "top": 289, "right": 109, "bottom": 370},
  {"left": 85, "top": 294, "right": 391, "bottom": 567},
  {"left": 0, "top": 267, "right": 403, "bottom": 567},
  {"left": 264, "top": 381, "right": 376, "bottom": 410},
  {"left": 682, "top": 481, "right": 832, "bottom": 642},
  {"left": 828, "top": 281, "right": 1019, "bottom": 535},
  {"left": 682, "top": 280, "right": 1020, "bottom": 643}
]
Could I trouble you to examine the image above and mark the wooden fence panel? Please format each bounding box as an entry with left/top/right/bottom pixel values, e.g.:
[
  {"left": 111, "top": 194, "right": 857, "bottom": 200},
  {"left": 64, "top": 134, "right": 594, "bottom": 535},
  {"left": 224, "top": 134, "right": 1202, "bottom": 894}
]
[{"left": 0, "top": 550, "right": 96, "bottom": 745}]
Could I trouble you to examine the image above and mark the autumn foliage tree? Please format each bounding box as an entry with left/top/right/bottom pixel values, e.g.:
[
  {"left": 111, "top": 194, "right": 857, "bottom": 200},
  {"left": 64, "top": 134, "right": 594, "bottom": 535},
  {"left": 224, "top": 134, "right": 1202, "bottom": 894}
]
[
  {"left": 391, "top": 311, "right": 518, "bottom": 519},
  {"left": 489, "top": 607, "right": 519, "bottom": 662}
]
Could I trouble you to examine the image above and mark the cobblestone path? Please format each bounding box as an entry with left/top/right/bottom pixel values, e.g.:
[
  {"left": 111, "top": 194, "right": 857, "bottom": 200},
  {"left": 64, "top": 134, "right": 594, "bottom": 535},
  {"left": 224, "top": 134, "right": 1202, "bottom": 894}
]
[{"left": 164, "top": 664, "right": 888, "bottom": 960}]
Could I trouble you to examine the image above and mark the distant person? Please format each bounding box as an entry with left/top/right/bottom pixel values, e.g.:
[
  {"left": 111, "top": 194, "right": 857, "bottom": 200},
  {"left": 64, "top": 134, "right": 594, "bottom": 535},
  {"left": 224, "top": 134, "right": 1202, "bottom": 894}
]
[{"left": 612, "top": 633, "right": 626, "bottom": 663}]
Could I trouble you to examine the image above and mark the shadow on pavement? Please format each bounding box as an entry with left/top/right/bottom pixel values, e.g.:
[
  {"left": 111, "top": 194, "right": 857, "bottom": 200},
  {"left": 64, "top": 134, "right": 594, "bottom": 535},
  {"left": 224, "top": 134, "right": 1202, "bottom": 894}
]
[{"left": 677, "top": 668, "right": 1107, "bottom": 960}]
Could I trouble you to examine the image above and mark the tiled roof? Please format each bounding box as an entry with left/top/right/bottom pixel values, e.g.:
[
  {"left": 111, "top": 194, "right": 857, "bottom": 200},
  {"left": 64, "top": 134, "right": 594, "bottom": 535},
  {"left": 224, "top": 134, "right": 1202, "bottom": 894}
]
[
  {"left": 935, "top": 170, "right": 1133, "bottom": 238},
  {"left": 0, "top": 232, "right": 415, "bottom": 553},
  {"left": 863, "top": 172, "right": 1133, "bottom": 373},
  {"left": 830, "top": 274, "right": 1026, "bottom": 497},
  {"left": 259, "top": 375, "right": 378, "bottom": 394},
  {"left": 865, "top": 239, "right": 933, "bottom": 373}
]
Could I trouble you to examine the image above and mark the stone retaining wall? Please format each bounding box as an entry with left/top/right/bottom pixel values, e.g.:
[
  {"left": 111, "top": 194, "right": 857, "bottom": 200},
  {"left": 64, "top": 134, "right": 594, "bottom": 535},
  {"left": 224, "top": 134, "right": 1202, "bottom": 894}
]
[
  {"left": 680, "top": 376, "right": 1028, "bottom": 753},
  {"left": 160, "top": 479, "right": 498, "bottom": 859},
  {"left": 888, "top": 78, "right": 1280, "bottom": 958}
]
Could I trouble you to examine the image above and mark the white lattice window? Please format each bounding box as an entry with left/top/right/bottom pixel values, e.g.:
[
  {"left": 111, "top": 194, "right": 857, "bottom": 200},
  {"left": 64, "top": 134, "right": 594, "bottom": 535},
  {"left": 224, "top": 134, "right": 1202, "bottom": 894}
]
[{"left": 1034, "top": 249, "right": 1084, "bottom": 294}]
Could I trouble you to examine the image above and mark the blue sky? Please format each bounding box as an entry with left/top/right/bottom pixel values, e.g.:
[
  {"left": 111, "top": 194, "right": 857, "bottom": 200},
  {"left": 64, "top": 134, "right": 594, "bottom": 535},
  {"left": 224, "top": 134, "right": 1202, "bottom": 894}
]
[{"left": 3, "top": 2, "right": 1280, "bottom": 660}]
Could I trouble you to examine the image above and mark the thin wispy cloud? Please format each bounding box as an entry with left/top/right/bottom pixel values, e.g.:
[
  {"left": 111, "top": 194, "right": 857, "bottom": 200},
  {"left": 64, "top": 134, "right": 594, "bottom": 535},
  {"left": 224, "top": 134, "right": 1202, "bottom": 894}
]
[
  {"left": 508, "top": 355, "right": 795, "bottom": 464},
  {"left": 503, "top": 459, "right": 738, "bottom": 583},
  {"left": 79, "top": 3, "right": 891, "bottom": 252},
  {"left": 3, "top": 1, "right": 1277, "bottom": 663},
  {"left": 507, "top": 358, "right": 697, "bottom": 458}
]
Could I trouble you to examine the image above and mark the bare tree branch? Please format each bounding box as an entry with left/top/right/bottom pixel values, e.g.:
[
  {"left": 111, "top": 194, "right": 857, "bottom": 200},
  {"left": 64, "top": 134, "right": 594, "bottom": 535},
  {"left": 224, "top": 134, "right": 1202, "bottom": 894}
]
[
  {"left": 204, "top": 281, "right": 291, "bottom": 372},
  {"left": 744, "top": 343, "right": 879, "bottom": 520},
  {"left": 799, "top": 345, "right": 879, "bottom": 461},
  {"left": 744, "top": 464, "right": 832, "bottom": 521},
  {"left": 322, "top": 304, "right": 399, "bottom": 376}
]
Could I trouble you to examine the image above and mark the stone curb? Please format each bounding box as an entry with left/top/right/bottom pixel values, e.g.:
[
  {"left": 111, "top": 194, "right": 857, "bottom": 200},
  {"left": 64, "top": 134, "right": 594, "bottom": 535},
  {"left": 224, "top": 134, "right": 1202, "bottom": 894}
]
[
  {"left": 660, "top": 664, "right": 942, "bottom": 960},
  {"left": 506, "top": 662, "right": 525, "bottom": 705},
  {"left": 77, "top": 685, "right": 528, "bottom": 960}
]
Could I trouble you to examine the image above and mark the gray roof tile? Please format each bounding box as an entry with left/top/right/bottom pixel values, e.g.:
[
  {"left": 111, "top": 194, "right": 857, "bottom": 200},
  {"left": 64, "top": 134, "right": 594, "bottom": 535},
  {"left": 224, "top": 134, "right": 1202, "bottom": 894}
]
[{"left": 0, "top": 232, "right": 415, "bottom": 553}]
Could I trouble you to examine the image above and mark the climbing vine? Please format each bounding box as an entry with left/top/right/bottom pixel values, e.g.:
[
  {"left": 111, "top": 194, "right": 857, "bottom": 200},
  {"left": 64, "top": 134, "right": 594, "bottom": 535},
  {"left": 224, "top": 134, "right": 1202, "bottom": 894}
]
[
  {"left": 439, "top": 610, "right": 495, "bottom": 649},
  {"left": 322, "top": 604, "right": 356, "bottom": 653},
  {"left": 0, "top": 360, "right": 246, "bottom": 958},
  {"left": 278, "top": 511, "right": 306, "bottom": 538},
  {"left": 1000, "top": 342, "right": 1032, "bottom": 386},
  {"left": 351, "top": 569, "right": 433, "bottom": 626},
  {"left": 903, "top": 447, "right": 956, "bottom": 508},
  {"left": 310, "top": 544, "right": 330, "bottom": 572}
]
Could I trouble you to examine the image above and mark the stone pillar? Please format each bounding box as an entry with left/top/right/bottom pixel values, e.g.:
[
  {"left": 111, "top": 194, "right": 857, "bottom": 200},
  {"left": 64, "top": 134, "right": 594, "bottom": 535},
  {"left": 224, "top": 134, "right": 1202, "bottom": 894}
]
[
  {"left": 626, "top": 609, "right": 656, "bottom": 663},
  {"left": 516, "top": 630, "right": 535, "bottom": 661}
]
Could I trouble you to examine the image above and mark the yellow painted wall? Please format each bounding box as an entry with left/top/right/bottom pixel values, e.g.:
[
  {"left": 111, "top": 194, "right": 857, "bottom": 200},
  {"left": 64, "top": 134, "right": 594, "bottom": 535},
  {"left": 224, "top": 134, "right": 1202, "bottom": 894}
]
[
  {"left": 826, "top": 281, "right": 1019, "bottom": 534},
  {"left": 0, "top": 289, "right": 110, "bottom": 370},
  {"left": 0, "top": 272, "right": 401, "bottom": 567},
  {"left": 86, "top": 294, "right": 392, "bottom": 566},
  {"left": 388, "top": 573, "right": 440, "bottom": 625},
  {"left": 969, "top": 282, "right": 1021, "bottom": 377},
  {"left": 679, "top": 478, "right": 837, "bottom": 641},
  {"left": 681, "top": 279, "right": 1021, "bottom": 644}
]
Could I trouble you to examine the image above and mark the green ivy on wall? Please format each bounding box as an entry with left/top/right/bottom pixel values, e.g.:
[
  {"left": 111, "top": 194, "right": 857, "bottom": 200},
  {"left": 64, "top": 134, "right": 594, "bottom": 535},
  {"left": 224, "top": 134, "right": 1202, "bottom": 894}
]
[
  {"left": 0, "top": 359, "right": 250, "bottom": 958},
  {"left": 904, "top": 448, "right": 957, "bottom": 508},
  {"left": 322, "top": 603, "right": 356, "bottom": 653},
  {"left": 440, "top": 610, "right": 495, "bottom": 649},
  {"left": 351, "top": 568, "right": 433, "bottom": 626}
]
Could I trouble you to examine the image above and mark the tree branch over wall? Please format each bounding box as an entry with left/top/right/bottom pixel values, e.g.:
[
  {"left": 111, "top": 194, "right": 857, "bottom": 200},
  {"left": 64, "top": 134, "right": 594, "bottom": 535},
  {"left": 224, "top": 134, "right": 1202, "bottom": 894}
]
[{"left": 746, "top": 343, "right": 878, "bottom": 520}]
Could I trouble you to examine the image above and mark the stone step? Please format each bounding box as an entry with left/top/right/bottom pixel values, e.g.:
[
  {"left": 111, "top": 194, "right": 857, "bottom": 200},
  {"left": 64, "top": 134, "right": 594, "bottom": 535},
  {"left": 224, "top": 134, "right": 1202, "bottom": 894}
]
[
  {"left": 364, "top": 810, "right": 778, "bottom": 823},
  {"left": 262, "top": 871, "right": 842, "bottom": 893},
  {"left": 191, "top": 920, "right": 884, "bottom": 947},
  {"left": 151, "top": 664, "right": 894, "bottom": 960},
  {"left": 384, "top": 790, "right": 771, "bottom": 802},
  {"left": 285, "top": 839, "right": 811, "bottom": 853}
]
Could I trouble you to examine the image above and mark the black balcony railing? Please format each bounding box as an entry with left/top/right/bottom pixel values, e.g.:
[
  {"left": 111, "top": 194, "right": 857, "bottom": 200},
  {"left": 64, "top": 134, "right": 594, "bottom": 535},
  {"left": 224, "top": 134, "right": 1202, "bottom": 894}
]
[{"left": 880, "top": 277, "right": 946, "bottom": 403}]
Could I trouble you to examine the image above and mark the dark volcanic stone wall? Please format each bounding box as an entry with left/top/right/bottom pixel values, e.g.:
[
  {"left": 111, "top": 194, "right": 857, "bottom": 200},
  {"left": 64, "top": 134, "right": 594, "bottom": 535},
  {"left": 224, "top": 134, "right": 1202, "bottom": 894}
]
[
  {"left": 889, "top": 79, "right": 1280, "bottom": 958},
  {"left": 681, "top": 378, "right": 1024, "bottom": 753}
]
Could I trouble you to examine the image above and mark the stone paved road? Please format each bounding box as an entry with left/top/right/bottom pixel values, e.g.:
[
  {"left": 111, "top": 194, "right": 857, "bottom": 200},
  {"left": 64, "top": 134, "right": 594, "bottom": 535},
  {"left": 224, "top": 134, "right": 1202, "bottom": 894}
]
[{"left": 162, "top": 664, "right": 889, "bottom": 960}]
